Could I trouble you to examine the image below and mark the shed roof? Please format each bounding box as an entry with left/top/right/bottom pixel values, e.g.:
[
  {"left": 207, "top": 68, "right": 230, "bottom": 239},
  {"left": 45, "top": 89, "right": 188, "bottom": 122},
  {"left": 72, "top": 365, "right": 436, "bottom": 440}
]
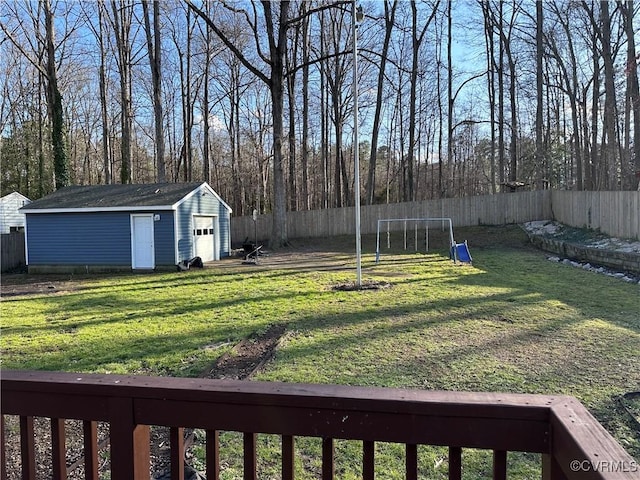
[{"left": 21, "top": 182, "right": 231, "bottom": 213}]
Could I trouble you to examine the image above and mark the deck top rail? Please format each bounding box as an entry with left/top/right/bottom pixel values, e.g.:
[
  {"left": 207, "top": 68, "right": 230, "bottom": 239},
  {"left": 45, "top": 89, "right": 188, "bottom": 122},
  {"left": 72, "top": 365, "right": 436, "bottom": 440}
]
[{"left": 1, "top": 369, "right": 637, "bottom": 479}]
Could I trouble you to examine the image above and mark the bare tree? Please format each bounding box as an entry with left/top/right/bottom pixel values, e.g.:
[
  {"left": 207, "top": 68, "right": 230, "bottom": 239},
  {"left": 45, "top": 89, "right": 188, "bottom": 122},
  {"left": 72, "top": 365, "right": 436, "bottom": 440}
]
[
  {"left": 599, "top": 1, "right": 618, "bottom": 190},
  {"left": 109, "top": 0, "right": 134, "bottom": 184},
  {"left": 142, "top": 0, "right": 165, "bottom": 182},
  {"left": 43, "top": 0, "right": 68, "bottom": 189},
  {"left": 546, "top": 2, "right": 585, "bottom": 190},
  {"left": 300, "top": 2, "right": 311, "bottom": 210},
  {"left": 619, "top": 0, "right": 640, "bottom": 190},
  {"left": 535, "top": 0, "right": 544, "bottom": 189},
  {"left": 408, "top": 0, "right": 439, "bottom": 201},
  {"left": 365, "top": 0, "right": 398, "bottom": 205},
  {"left": 480, "top": 0, "right": 497, "bottom": 193},
  {"left": 1, "top": 0, "right": 69, "bottom": 189},
  {"left": 186, "top": 1, "right": 341, "bottom": 245},
  {"left": 186, "top": 0, "right": 292, "bottom": 246}
]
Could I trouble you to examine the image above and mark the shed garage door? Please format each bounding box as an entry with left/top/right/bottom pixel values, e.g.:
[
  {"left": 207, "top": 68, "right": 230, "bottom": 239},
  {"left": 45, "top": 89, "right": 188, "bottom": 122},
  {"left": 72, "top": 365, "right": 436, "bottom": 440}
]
[{"left": 193, "top": 216, "right": 216, "bottom": 262}]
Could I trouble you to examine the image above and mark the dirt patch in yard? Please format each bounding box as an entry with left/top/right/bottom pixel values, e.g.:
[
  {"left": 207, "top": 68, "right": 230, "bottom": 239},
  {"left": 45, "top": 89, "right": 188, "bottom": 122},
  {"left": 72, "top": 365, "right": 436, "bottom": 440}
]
[
  {"left": 2, "top": 324, "right": 288, "bottom": 479},
  {"left": 0, "top": 275, "right": 89, "bottom": 297},
  {"left": 199, "top": 323, "right": 287, "bottom": 380}
]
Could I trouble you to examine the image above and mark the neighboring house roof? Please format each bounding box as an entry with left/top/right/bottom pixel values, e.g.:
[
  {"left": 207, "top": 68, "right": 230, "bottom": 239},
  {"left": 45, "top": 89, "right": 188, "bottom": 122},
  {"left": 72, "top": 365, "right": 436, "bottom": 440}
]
[
  {"left": 21, "top": 182, "right": 232, "bottom": 214},
  {"left": 1, "top": 191, "right": 31, "bottom": 204},
  {"left": 1, "top": 192, "right": 31, "bottom": 232}
]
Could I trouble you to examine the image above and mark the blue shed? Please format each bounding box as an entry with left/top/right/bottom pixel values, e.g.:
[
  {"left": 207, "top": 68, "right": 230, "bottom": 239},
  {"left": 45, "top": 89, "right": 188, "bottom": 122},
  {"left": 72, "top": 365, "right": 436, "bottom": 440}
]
[{"left": 21, "top": 182, "right": 232, "bottom": 273}]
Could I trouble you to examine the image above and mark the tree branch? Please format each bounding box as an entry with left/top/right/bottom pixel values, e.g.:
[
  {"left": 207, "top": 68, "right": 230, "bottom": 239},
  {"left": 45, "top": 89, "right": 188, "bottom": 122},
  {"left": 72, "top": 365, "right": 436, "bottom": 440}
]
[
  {"left": 184, "top": 0, "right": 270, "bottom": 85},
  {"left": 0, "top": 21, "right": 49, "bottom": 79}
]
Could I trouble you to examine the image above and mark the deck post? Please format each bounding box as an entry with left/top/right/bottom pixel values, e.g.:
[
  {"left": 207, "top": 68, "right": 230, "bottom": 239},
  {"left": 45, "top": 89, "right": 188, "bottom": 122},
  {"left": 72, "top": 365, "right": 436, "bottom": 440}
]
[
  {"left": 108, "top": 397, "right": 150, "bottom": 479},
  {"left": 542, "top": 454, "right": 570, "bottom": 480}
]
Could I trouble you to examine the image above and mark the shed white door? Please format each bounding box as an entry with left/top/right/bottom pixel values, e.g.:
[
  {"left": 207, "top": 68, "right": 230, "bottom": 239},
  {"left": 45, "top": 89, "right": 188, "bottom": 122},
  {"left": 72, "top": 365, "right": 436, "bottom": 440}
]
[
  {"left": 193, "top": 215, "right": 216, "bottom": 262},
  {"left": 131, "top": 214, "right": 155, "bottom": 269}
]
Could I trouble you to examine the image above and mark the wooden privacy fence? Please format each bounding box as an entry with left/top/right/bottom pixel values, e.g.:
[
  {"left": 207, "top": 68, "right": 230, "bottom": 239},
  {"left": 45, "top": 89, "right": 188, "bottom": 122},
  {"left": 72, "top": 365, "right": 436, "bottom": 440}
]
[
  {"left": 1, "top": 232, "right": 25, "bottom": 272},
  {"left": 551, "top": 191, "right": 640, "bottom": 241},
  {"left": 2, "top": 370, "right": 638, "bottom": 479},
  {"left": 232, "top": 190, "right": 640, "bottom": 243}
]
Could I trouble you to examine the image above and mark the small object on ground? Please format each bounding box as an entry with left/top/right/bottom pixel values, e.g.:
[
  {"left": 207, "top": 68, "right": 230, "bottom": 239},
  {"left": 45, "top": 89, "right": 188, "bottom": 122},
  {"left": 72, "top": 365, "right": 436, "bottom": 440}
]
[
  {"left": 177, "top": 256, "right": 204, "bottom": 271},
  {"left": 242, "top": 243, "right": 262, "bottom": 264},
  {"left": 455, "top": 241, "right": 473, "bottom": 263}
]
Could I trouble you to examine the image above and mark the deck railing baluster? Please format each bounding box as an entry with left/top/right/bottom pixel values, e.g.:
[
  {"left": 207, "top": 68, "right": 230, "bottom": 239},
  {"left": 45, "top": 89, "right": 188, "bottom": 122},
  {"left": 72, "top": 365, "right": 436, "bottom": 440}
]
[
  {"left": 448, "top": 446, "right": 462, "bottom": 480},
  {"left": 363, "top": 440, "right": 375, "bottom": 480},
  {"left": 82, "top": 420, "right": 99, "bottom": 480},
  {"left": 1, "top": 415, "right": 7, "bottom": 480},
  {"left": 405, "top": 443, "right": 418, "bottom": 480},
  {"left": 322, "top": 438, "right": 334, "bottom": 480},
  {"left": 493, "top": 450, "right": 507, "bottom": 480},
  {"left": 282, "top": 434, "right": 295, "bottom": 480},
  {"left": 206, "top": 430, "right": 220, "bottom": 480},
  {"left": 243, "top": 432, "right": 257, "bottom": 480},
  {"left": 170, "top": 426, "right": 185, "bottom": 480},
  {"left": 51, "top": 418, "right": 66, "bottom": 480},
  {"left": 19, "top": 415, "right": 36, "bottom": 480}
]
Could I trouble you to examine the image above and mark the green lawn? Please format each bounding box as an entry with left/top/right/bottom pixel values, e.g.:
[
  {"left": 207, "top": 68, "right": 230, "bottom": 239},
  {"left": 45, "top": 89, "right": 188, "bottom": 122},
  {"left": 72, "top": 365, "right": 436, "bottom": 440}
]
[{"left": 2, "top": 226, "right": 638, "bottom": 478}]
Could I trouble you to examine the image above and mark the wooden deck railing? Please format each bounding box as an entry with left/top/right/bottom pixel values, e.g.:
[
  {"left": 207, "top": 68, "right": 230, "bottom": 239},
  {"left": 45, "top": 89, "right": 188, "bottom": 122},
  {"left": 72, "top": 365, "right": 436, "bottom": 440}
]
[{"left": 1, "top": 370, "right": 637, "bottom": 479}]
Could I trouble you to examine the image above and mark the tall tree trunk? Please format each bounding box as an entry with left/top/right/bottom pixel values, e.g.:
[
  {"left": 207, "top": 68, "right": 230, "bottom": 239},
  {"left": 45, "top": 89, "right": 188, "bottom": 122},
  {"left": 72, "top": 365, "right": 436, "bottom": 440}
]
[
  {"left": 481, "top": 1, "right": 497, "bottom": 193},
  {"left": 320, "top": 12, "right": 329, "bottom": 209},
  {"left": 333, "top": 91, "right": 343, "bottom": 207},
  {"left": 366, "top": 0, "right": 397, "bottom": 205},
  {"left": 535, "top": 0, "right": 544, "bottom": 189},
  {"left": 286, "top": 28, "right": 298, "bottom": 212},
  {"left": 97, "top": 1, "right": 111, "bottom": 184},
  {"left": 409, "top": 0, "right": 438, "bottom": 201},
  {"left": 142, "top": 0, "right": 165, "bottom": 182},
  {"left": 446, "top": 0, "right": 453, "bottom": 197},
  {"left": 300, "top": 6, "right": 310, "bottom": 210},
  {"left": 555, "top": 7, "right": 584, "bottom": 191},
  {"left": 589, "top": 25, "right": 599, "bottom": 190},
  {"left": 600, "top": 1, "right": 617, "bottom": 190},
  {"left": 497, "top": 1, "right": 519, "bottom": 185},
  {"left": 497, "top": 1, "right": 505, "bottom": 189},
  {"left": 202, "top": 17, "right": 211, "bottom": 184},
  {"left": 44, "top": 0, "right": 68, "bottom": 189},
  {"left": 38, "top": 72, "right": 46, "bottom": 196},
  {"left": 436, "top": 17, "right": 444, "bottom": 197},
  {"left": 185, "top": 8, "right": 194, "bottom": 181},
  {"left": 266, "top": 1, "right": 290, "bottom": 246},
  {"left": 111, "top": 0, "right": 132, "bottom": 184},
  {"left": 621, "top": 0, "right": 640, "bottom": 190}
]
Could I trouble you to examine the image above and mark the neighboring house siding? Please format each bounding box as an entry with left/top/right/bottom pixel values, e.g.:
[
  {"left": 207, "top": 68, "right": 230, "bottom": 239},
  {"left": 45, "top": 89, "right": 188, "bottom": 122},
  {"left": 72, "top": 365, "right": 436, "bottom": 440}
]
[
  {"left": 26, "top": 212, "right": 132, "bottom": 265},
  {"left": 176, "top": 186, "right": 231, "bottom": 261},
  {"left": 0, "top": 193, "right": 30, "bottom": 234}
]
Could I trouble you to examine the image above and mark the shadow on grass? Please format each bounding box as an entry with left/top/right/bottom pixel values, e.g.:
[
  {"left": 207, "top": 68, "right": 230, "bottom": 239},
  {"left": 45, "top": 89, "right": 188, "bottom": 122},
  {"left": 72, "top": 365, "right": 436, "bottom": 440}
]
[{"left": 2, "top": 228, "right": 638, "bottom": 458}]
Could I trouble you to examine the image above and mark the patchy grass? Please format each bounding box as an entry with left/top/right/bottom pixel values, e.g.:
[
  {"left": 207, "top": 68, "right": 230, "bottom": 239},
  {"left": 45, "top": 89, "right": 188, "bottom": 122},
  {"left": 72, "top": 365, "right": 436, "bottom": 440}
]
[{"left": 1, "top": 225, "right": 639, "bottom": 477}]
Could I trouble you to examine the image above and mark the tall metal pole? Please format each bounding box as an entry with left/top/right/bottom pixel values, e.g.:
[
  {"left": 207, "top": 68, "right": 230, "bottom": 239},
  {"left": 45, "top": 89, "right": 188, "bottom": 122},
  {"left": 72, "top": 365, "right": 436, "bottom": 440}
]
[{"left": 353, "top": 0, "right": 362, "bottom": 287}]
